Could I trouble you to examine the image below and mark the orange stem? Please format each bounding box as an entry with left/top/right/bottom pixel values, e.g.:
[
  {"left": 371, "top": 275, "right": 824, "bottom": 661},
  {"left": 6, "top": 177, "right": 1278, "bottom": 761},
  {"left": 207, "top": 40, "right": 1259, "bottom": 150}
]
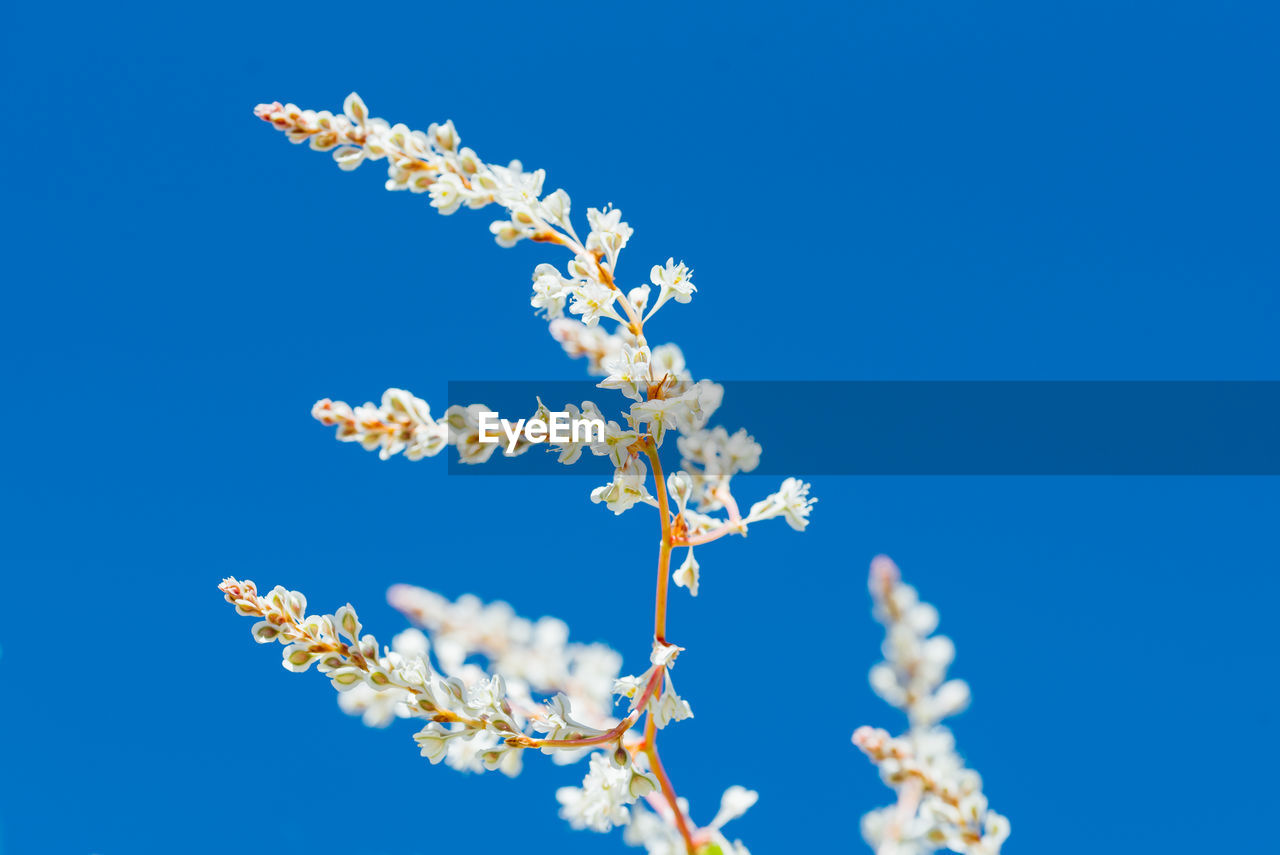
[
  {"left": 644, "top": 439, "right": 673, "bottom": 643},
  {"left": 640, "top": 438, "right": 696, "bottom": 854},
  {"left": 644, "top": 717, "right": 696, "bottom": 853}
]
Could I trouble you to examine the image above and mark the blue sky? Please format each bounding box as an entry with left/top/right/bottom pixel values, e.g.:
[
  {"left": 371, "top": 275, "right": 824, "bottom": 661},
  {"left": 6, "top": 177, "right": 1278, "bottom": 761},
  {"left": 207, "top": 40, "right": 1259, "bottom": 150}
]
[{"left": 2, "top": 1, "right": 1277, "bottom": 853}]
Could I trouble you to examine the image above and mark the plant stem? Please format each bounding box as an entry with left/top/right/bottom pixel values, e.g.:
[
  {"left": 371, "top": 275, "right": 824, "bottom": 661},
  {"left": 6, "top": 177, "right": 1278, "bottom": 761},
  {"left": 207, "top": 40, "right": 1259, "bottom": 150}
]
[
  {"left": 645, "top": 439, "right": 673, "bottom": 643},
  {"left": 640, "top": 438, "right": 696, "bottom": 854},
  {"left": 644, "top": 717, "right": 696, "bottom": 853}
]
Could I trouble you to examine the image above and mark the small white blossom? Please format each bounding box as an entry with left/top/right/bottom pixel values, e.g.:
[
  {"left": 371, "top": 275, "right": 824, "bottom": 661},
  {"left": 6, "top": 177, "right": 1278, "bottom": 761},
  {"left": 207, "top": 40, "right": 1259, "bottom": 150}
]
[
  {"left": 569, "top": 279, "right": 624, "bottom": 327},
  {"left": 666, "top": 471, "right": 693, "bottom": 513},
  {"left": 598, "top": 345, "right": 653, "bottom": 402},
  {"left": 591, "top": 455, "right": 652, "bottom": 515},
  {"left": 673, "top": 549, "right": 700, "bottom": 597},
  {"left": 531, "top": 262, "right": 572, "bottom": 319},
  {"left": 589, "top": 419, "right": 641, "bottom": 469},
  {"left": 647, "top": 258, "right": 696, "bottom": 316},
  {"left": 649, "top": 671, "right": 693, "bottom": 729},
  {"left": 629, "top": 395, "right": 694, "bottom": 447},
  {"left": 541, "top": 401, "right": 605, "bottom": 465},
  {"left": 557, "top": 753, "right": 639, "bottom": 832},
  {"left": 627, "top": 283, "right": 651, "bottom": 314},
  {"left": 745, "top": 477, "right": 816, "bottom": 530},
  {"left": 679, "top": 426, "right": 761, "bottom": 480},
  {"left": 539, "top": 187, "right": 572, "bottom": 228},
  {"left": 428, "top": 172, "right": 466, "bottom": 214},
  {"left": 413, "top": 722, "right": 453, "bottom": 764},
  {"left": 585, "top": 206, "right": 633, "bottom": 268},
  {"left": 443, "top": 403, "right": 501, "bottom": 464},
  {"left": 650, "top": 343, "right": 689, "bottom": 381},
  {"left": 536, "top": 694, "right": 610, "bottom": 744},
  {"left": 709, "top": 785, "right": 759, "bottom": 832},
  {"left": 490, "top": 217, "right": 530, "bottom": 248}
]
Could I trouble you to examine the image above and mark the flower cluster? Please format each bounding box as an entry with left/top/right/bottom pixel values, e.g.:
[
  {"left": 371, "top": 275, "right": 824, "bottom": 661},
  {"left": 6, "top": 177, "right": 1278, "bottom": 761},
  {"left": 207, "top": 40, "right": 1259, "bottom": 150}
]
[
  {"left": 851, "top": 557, "right": 1010, "bottom": 855},
  {"left": 259, "top": 93, "right": 813, "bottom": 543},
  {"left": 220, "top": 577, "right": 528, "bottom": 775},
  {"left": 311, "top": 389, "right": 447, "bottom": 461},
  {"left": 221, "top": 575, "right": 754, "bottom": 851},
  {"left": 387, "top": 583, "right": 622, "bottom": 739}
]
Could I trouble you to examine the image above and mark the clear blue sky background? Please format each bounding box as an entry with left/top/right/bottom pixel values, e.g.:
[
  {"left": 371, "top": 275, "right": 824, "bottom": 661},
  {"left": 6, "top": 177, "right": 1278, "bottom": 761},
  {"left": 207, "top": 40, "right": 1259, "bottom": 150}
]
[{"left": 2, "top": 1, "right": 1277, "bottom": 853}]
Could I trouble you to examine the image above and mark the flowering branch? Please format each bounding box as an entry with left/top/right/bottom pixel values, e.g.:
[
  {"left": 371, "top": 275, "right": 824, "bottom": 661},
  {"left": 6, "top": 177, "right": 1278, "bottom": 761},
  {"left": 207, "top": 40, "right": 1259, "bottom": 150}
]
[{"left": 221, "top": 89, "right": 1011, "bottom": 855}]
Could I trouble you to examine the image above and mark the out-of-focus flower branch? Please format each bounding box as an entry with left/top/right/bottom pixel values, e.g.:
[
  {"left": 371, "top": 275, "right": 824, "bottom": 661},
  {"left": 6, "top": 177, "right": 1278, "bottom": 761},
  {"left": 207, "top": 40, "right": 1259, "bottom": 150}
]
[{"left": 852, "top": 557, "right": 1010, "bottom": 855}]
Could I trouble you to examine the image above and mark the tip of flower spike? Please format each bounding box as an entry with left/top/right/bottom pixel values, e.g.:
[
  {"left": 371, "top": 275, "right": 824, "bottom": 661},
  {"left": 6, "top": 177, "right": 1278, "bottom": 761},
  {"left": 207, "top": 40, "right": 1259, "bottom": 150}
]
[
  {"left": 219, "top": 576, "right": 256, "bottom": 603},
  {"left": 219, "top": 576, "right": 245, "bottom": 594},
  {"left": 869, "top": 555, "right": 900, "bottom": 592},
  {"left": 254, "top": 102, "right": 282, "bottom": 120},
  {"left": 851, "top": 725, "right": 887, "bottom": 753}
]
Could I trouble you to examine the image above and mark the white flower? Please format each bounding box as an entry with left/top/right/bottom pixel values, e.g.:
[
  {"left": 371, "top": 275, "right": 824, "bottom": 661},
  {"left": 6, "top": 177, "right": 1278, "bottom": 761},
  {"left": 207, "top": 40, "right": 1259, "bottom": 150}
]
[
  {"left": 679, "top": 425, "right": 760, "bottom": 479},
  {"left": 487, "top": 160, "right": 546, "bottom": 208},
  {"left": 611, "top": 674, "right": 645, "bottom": 702},
  {"left": 428, "top": 172, "right": 466, "bottom": 214},
  {"left": 648, "top": 257, "right": 696, "bottom": 314},
  {"left": 539, "top": 188, "right": 572, "bottom": 228},
  {"left": 591, "top": 456, "right": 651, "bottom": 515},
  {"left": 414, "top": 723, "right": 453, "bottom": 764},
  {"left": 535, "top": 694, "right": 609, "bottom": 744},
  {"left": 710, "top": 785, "right": 759, "bottom": 832},
  {"left": 443, "top": 403, "right": 500, "bottom": 464},
  {"left": 649, "top": 671, "right": 693, "bottom": 729},
  {"left": 588, "top": 419, "right": 641, "bottom": 469},
  {"left": 627, "top": 283, "right": 651, "bottom": 313},
  {"left": 531, "top": 263, "right": 571, "bottom": 319},
  {"left": 629, "top": 768, "right": 659, "bottom": 799},
  {"left": 649, "top": 343, "right": 689, "bottom": 381},
  {"left": 585, "top": 206, "right": 633, "bottom": 267},
  {"left": 629, "top": 395, "right": 694, "bottom": 446},
  {"left": 569, "top": 280, "right": 623, "bottom": 327},
  {"left": 673, "top": 549, "right": 699, "bottom": 597},
  {"left": 490, "top": 217, "right": 530, "bottom": 248},
  {"left": 342, "top": 92, "right": 368, "bottom": 127},
  {"left": 624, "top": 805, "right": 685, "bottom": 855},
  {"left": 427, "top": 119, "right": 459, "bottom": 152},
  {"left": 666, "top": 471, "right": 693, "bottom": 512},
  {"left": 598, "top": 345, "right": 653, "bottom": 402},
  {"left": 331, "top": 144, "right": 365, "bottom": 170},
  {"left": 556, "top": 753, "right": 637, "bottom": 832},
  {"left": 746, "top": 477, "right": 816, "bottom": 530},
  {"left": 541, "top": 401, "right": 604, "bottom": 465},
  {"left": 336, "top": 679, "right": 407, "bottom": 726},
  {"left": 567, "top": 252, "right": 603, "bottom": 284}
]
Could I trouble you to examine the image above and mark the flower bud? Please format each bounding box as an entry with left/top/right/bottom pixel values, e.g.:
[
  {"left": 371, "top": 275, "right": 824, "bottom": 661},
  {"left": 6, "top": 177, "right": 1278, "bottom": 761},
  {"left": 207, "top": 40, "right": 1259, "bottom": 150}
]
[{"left": 628, "top": 770, "right": 658, "bottom": 799}]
